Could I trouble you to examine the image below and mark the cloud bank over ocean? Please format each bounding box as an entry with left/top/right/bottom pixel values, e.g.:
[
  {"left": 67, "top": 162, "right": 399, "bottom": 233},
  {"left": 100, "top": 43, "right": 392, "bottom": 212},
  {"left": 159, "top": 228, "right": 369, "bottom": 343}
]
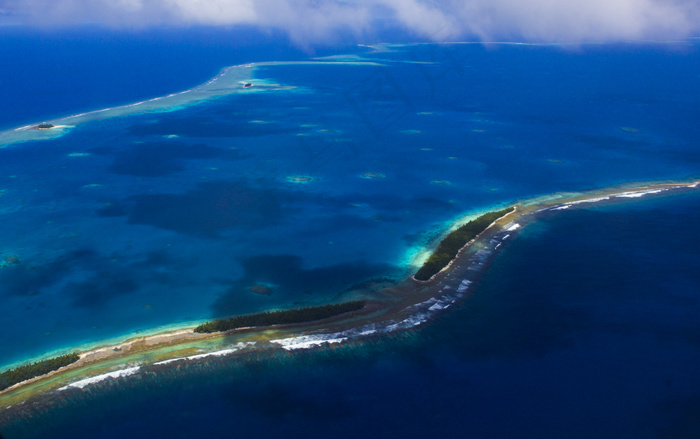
[{"left": 1, "top": 0, "right": 699, "bottom": 44}]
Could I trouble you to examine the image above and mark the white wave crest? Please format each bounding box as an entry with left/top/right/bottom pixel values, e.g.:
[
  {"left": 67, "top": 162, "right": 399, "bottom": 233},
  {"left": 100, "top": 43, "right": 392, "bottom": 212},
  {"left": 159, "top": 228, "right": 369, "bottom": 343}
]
[
  {"left": 58, "top": 366, "right": 140, "bottom": 390},
  {"left": 457, "top": 279, "right": 472, "bottom": 293},
  {"left": 270, "top": 335, "right": 348, "bottom": 351},
  {"left": 153, "top": 342, "right": 255, "bottom": 365},
  {"left": 566, "top": 196, "right": 611, "bottom": 206},
  {"left": 385, "top": 313, "right": 429, "bottom": 332},
  {"left": 615, "top": 189, "right": 666, "bottom": 198}
]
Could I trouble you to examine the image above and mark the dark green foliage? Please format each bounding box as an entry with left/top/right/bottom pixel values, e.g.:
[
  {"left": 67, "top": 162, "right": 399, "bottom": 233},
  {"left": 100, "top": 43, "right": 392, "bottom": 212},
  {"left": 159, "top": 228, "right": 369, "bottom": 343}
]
[
  {"left": 414, "top": 206, "right": 515, "bottom": 281},
  {"left": 194, "top": 301, "right": 366, "bottom": 333},
  {"left": 37, "top": 123, "right": 54, "bottom": 129},
  {"left": 0, "top": 353, "right": 79, "bottom": 391}
]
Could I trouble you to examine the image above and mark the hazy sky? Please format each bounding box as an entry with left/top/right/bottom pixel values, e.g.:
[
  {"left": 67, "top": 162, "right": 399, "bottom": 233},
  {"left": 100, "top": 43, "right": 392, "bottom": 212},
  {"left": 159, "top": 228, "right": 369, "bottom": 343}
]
[{"left": 2, "top": 0, "right": 699, "bottom": 45}]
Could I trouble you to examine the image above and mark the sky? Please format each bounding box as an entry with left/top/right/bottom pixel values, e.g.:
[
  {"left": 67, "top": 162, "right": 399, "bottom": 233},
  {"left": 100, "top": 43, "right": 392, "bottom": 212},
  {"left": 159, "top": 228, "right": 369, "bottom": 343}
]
[{"left": 1, "top": 0, "right": 700, "bottom": 46}]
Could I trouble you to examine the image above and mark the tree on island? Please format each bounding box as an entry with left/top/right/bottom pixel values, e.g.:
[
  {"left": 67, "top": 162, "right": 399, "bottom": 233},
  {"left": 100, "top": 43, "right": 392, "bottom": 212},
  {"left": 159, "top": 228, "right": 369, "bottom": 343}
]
[
  {"left": 194, "top": 301, "right": 366, "bottom": 333},
  {"left": 414, "top": 206, "right": 515, "bottom": 281},
  {"left": 0, "top": 353, "right": 79, "bottom": 391}
]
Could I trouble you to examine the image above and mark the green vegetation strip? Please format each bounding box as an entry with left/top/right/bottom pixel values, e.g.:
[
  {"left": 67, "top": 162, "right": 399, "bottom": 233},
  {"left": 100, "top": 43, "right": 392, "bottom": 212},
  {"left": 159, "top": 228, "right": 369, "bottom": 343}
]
[
  {"left": 194, "top": 301, "right": 366, "bottom": 333},
  {"left": 414, "top": 206, "right": 515, "bottom": 281},
  {"left": 1, "top": 353, "right": 79, "bottom": 391}
]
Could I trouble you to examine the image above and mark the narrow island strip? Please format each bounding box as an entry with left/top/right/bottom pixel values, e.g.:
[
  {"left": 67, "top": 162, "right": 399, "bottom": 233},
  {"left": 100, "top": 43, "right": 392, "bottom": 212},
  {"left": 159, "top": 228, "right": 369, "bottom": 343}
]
[
  {"left": 414, "top": 206, "right": 516, "bottom": 281},
  {"left": 0, "top": 301, "right": 366, "bottom": 396},
  {"left": 194, "top": 300, "right": 366, "bottom": 333},
  {"left": 0, "top": 354, "right": 79, "bottom": 392},
  {"left": 3, "top": 179, "right": 699, "bottom": 407}
]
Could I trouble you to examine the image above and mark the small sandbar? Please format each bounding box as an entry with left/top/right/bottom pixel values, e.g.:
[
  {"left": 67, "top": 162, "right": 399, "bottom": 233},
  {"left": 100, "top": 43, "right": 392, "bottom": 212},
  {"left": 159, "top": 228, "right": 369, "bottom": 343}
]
[
  {"left": 67, "top": 152, "right": 91, "bottom": 157},
  {"left": 431, "top": 180, "right": 452, "bottom": 186},
  {"left": 360, "top": 172, "right": 386, "bottom": 179},
  {"left": 285, "top": 175, "right": 319, "bottom": 184}
]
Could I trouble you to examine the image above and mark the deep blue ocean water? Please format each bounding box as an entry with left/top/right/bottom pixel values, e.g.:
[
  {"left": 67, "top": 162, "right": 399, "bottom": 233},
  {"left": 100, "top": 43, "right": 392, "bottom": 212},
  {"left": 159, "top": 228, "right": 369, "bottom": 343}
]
[
  {"left": 4, "top": 192, "right": 700, "bottom": 438},
  {"left": 1, "top": 32, "right": 700, "bottom": 437}
]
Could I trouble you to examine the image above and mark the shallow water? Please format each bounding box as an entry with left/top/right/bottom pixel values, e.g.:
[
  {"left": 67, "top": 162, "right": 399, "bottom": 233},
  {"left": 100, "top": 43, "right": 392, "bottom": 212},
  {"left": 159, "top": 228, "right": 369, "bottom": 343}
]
[
  {"left": 2, "top": 41, "right": 699, "bottom": 368},
  {"left": 4, "top": 192, "right": 700, "bottom": 438},
  {"left": 2, "top": 37, "right": 700, "bottom": 437}
]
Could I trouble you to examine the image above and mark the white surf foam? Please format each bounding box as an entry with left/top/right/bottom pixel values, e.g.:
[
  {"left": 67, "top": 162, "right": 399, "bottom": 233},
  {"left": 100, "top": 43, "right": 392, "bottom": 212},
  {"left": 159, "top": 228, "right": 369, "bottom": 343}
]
[
  {"left": 615, "top": 189, "right": 666, "bottom": 198},
  {"left": 566, "top": 196, "right": 611, "bottom": 206},
  {"left": 153, "top": 342, "right": 255, "bottom": 365},
  {"left": 58, "top": 366, "right": 140, "bottom": 390},
  {"left": 384, "top": 313, "right": 429, "bottom": 332},
  {"left": 270, "top": 334, "right": 348, "bottom": 351},
  {"left": 457, "top": 279, "right": 473, "bottom": 293}
]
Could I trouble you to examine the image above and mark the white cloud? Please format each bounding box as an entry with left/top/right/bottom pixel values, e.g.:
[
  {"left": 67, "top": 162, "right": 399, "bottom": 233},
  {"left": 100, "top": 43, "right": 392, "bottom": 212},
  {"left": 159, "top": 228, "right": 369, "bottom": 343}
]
[
  {"left": 163, "top": 0, "right": 258, "bottom": 25},
  {"left": 2, "top": 0, "right": 699, "bottom": 43}
]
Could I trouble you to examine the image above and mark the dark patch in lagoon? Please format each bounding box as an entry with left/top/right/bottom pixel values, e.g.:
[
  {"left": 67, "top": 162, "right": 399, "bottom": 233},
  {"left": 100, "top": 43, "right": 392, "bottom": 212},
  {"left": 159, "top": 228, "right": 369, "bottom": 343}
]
[
  {"left": 96, "top": 203, "right": 129, "bottom": 217},
  {"left": 0, "top": 249, "right": 98, "bottom": 297},
  {"left": 67, "top": 273, "right": 138, "bottom": 308},
  {"left": 0, "top": 247, "right": 187, "bottom": 310},
  {"left": 248, "top": 284, "right": 274, "bottom": 296},
  {"left": 127, "top": 116, "right": 297, "bottom": 138},
  {"left": 210, "top": 254, "right": 391, "bottom": 318},
  {"left": 60, "top": 252, "right": 188, "bottom": 308},
  {"left": 97, "top": 181, "right": 287, "bottom": 238},
  {"left": 107, "top": 142, "right": 241, "bottom": 177}
]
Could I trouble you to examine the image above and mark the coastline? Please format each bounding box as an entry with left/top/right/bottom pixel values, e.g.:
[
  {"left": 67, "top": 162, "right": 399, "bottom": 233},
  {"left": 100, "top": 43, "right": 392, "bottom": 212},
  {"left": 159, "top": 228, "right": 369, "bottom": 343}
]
[
  {"left": 3, "top": 177, "right": 698, "bottom": 409},
  {"left": 0, "top": 60, "right": 383, "bottom": 148},
  {"left": 411, "top": 206, "right": 518, "bottom": 283}
]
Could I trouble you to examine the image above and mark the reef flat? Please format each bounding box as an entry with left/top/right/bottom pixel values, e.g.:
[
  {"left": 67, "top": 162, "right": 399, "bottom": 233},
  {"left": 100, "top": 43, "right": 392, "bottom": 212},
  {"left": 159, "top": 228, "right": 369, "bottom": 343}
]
[
  {"left": 0, "top": 60, "right": 382, "bottom": 148},
  {"left": 2, "top": 177, "right": 698, "bottom": 413}
]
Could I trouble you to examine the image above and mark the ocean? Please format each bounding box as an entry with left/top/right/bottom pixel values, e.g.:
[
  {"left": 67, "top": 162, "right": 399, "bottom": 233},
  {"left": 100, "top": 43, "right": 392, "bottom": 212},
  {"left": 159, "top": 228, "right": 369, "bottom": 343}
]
[{"left": 1, "top": 32, "right": 700, "bottom": 438}]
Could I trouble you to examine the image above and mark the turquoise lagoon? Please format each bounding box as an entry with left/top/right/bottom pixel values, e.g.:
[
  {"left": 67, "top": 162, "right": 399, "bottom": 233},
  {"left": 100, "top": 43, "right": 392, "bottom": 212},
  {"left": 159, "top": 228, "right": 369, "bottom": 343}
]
[{"left": 2, "top": 39, "right": 700, "bottom": 438}]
